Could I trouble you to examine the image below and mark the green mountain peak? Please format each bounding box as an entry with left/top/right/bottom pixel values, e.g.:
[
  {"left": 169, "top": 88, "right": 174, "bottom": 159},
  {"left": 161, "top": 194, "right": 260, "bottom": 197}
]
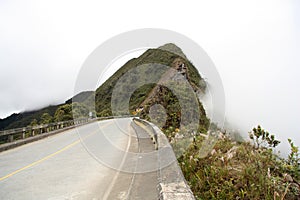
[{"left": 158, "top": 43, "right": 187, "bottom": 59}]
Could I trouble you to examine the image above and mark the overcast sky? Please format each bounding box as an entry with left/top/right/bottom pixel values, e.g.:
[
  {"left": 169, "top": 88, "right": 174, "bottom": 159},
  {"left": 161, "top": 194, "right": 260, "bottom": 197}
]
[{"left": 0, "top": 0, "right": 299, "bottom": 155}]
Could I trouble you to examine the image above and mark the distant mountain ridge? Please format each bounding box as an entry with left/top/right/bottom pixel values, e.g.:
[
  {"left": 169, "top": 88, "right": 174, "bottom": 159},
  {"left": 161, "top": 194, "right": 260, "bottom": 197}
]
[
  {"left": 0, "top": 91, "right": 94, "bottom": 130},
  {"left": 0, "top": 105, "right": 61, "bottom": 130}
]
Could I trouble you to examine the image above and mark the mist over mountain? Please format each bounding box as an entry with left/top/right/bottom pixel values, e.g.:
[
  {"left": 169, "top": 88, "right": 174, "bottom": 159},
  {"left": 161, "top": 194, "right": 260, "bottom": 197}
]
[{"left": 0, "top": 91, "right": 94, "bottom": 130}]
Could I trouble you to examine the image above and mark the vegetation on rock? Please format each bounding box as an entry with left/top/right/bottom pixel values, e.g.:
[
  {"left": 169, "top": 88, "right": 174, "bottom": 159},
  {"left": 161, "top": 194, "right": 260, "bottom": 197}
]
[{"left": 179, "top": 125, "right": 300, "bottom": 199}]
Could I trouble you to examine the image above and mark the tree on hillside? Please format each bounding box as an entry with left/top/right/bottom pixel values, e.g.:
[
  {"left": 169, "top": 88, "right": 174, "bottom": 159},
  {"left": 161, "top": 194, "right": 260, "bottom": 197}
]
[
  {"left": 54, "top": 103, "right": 89, "bottom": 122},
  {"left": 39, "top": 113, "right": 53, "bottom": 124},
  {"left": 54, "top": 104, "right": 73, "bottom": 122},
  {"left": 72, "top": 102, "right": 89, "bottom": 119},
  {"left": 30, "top": 119, "right": 38, "bottom": 126}
]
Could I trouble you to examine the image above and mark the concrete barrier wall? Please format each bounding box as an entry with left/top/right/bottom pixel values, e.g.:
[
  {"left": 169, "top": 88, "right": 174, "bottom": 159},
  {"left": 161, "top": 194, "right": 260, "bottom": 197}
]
[
  {"left": 132, "top": 118, "right": 158, "bottom": 150},
  {"left": 132, "top": 118, "right": 195, "bottom": 200},
  {"left": 0, "top": 118, "right": 93, "bottom": 152},
  {"left": 0, "top": 118, "right": 89, "bottom": 143}
]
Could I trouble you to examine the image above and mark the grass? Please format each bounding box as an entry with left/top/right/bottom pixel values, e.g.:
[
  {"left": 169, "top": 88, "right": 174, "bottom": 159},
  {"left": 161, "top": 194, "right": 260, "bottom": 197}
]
[{"left": 175, "top": 126, "right": 300, "bottom": 199}]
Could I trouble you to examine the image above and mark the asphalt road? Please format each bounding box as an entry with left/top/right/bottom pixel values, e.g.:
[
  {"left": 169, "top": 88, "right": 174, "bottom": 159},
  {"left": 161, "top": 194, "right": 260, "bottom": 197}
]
[{"left": 0, "top": 118, "right": 158, "bottom": 200}]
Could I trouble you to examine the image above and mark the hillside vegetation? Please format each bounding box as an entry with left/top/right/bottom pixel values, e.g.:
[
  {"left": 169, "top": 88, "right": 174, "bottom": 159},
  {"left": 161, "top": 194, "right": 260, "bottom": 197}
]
[
  {"left": 95, "top": 43, "right": 205, "bottom": 117},
  {"left": 179, "top": 125, "right": 300, "bottom": 199},
  {"left": 0, "top": 105, "right": 60, "bottom": 130},
  {"left": 0, "top": 91, "right": 94, "bottom": 130}
]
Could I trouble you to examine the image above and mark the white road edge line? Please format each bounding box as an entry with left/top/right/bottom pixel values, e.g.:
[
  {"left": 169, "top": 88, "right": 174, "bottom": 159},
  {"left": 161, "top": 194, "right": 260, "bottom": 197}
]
[{"left": 102, "top": 120, "right": 132, "bottom": 200}]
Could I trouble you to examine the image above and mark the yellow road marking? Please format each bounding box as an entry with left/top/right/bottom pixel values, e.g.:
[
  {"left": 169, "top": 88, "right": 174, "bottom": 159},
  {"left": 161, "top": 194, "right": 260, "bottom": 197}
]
[
  {"left": 0, "top": 140, "right": 80, "bottom": 181},
  {"left": 0, "top": 120, "right": 113, "bottom": 181}
]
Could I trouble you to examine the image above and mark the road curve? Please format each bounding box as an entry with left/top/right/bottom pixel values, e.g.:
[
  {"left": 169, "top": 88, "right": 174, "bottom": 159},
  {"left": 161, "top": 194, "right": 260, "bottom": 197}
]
[{"left": 0, "top": 118, "right": 157, "bottom": 200}]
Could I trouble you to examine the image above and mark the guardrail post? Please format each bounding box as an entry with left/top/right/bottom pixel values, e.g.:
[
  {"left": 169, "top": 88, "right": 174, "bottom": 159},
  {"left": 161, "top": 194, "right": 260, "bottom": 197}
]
[
  {"left": 22, "top": 128, "right": 26, "bottom": 139},
  {"left": 154, "top": 134, "right": 158, "bottom": 150},
  {"left": 8, "top": 134, "right": 13, "bottom": 142}
]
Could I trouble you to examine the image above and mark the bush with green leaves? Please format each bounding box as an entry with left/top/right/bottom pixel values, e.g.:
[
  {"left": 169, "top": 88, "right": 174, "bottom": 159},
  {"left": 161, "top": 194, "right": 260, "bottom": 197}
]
[
  {"left": 54, "top": 104, "right": 73, "bottom": 122},
  {"left": 249, "top": 125, "right": 280, "bottom": 149},
  {"left": 30, "top": 119, "right": 38, "bottom": 126},
  {"left": 39, "top": 113, "right": 53, "bottom": 124},
  {"left": 286, "top": 138, "right": 300, "bottom": 181}
]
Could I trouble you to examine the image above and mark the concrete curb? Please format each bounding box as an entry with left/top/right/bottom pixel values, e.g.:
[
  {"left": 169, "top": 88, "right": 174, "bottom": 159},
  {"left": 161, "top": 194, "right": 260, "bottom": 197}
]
[
  {"left": 132, "top": 118, "right": 195, "bottom": 200},
  {"left": 132, "top": 118, "right": 158, "bottom": 149}
]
